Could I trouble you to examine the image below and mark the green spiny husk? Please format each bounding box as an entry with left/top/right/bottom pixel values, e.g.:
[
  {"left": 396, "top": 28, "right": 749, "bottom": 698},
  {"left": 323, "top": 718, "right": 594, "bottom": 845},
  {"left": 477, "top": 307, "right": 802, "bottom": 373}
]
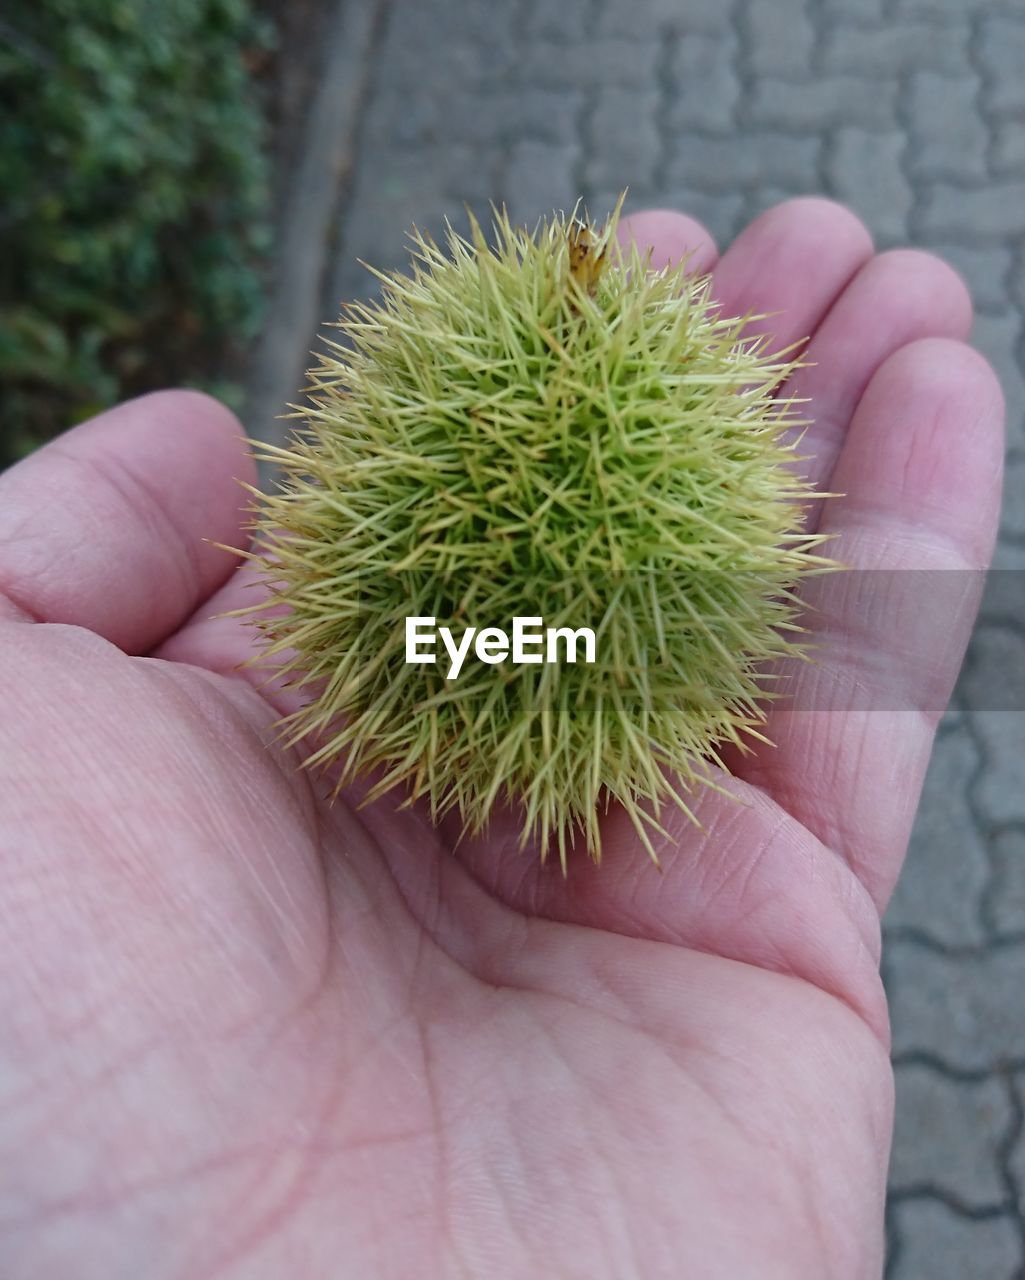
[{"left": 246, "top": 200, "right": 834, "bottom": 868}]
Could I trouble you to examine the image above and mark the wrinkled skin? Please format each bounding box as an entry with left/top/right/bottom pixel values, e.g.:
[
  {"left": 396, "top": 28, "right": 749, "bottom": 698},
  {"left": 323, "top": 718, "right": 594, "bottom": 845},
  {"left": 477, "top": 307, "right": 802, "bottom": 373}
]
[{"left": 0, "top": 201, "right": 1004, "bottom": 1279}]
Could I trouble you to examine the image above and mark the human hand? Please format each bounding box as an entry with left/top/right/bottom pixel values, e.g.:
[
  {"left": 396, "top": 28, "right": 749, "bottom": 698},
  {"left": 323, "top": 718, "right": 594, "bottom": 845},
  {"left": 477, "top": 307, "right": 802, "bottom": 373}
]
[{"left": 0, "top": 199, "right": 1003, "bottom": 1279}]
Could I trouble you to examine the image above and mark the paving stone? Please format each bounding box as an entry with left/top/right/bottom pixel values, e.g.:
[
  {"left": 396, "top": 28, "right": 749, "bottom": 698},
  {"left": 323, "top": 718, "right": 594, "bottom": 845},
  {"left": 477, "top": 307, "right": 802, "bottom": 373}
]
[
  {"left": 991, "top": 540, "right": 1025, "bottom": 572},
  {"left": 890, "top": 1063, "right": 1012, "bottom": 1207},
  {"left": 524, "top": 0, "right": 593, "bottom": 41},
  {"left": 656, "top": 188, "right": 748, "bottom": 246},
  {"left": 592, "top": 4, "right": 642, "bottom": 40},
  {"left": 357, "top": 2, "right": 532, "bottom": 150},
  {"left": 968, "top": 648, "right": 1025, "bottom": 760},
  {"left": 962, "top": 630, "right": 1025, "bottom": 829},
  {"left": 512, "top": 88, "right": 587, "bottom": 149},
  {"left": 892, "top": 0, "right": 985, "bottom": 16},
  {"left": 1013, "top": 251, "right": 1025, "bottom": 311},
  {"left": 990, "top": 829, "right": 1025, "bottom": 937},
  {"left": 979, "top": 16, "right": 1025, "bottom": 115},
  {"left": 820, "top": 0, "right": 886, "bottom": 21},
  {"left": 744, "top": 0, "right": 816, "bottom": 77},
  {"left": 500, "top": 139, "right": 582, "bottom": 226},
  {"left": 919, "top": 182, "right": 1025, "bottom": 240},
  {"left": 906, "top": 72, "right": 987, "bottom": 181},
  {"left": 749, "top": 75, "right": 899, "bottom": 130},
  {"left": 825, "top": 130, "right": 911, "bottom": 243},
  {"left": 820, "top": 18, "right": 968, "bottom": 76},
  {"left": 966, "top": 608, "right": 1025, "bottom": 684},
  {"left": 887, "top": 937, "right": 1025, "bottom": 1069},
  {"left": 665, "top": 31, "right": 741, "bottom": 133},
  {"left": 332, "top": 153, "right": 460, "bottom": 293},
  {"left": 330, "top": 143, "right": 502, "bottom": 303},
  {"left": 524, "top": 35, "right": 660, "bottom": 89},
  {"left": 380, "top": 6, "right": 516, "bottom": 89},
  {"left": 889, "top": 1199, "right": 1021, "bottom": 1280},
  {"left": 666, "top": 132, "right": 821, "bottom": 194},
  {"left": 884, "top": 726, "right": 988, "bottom": 945},
  {"left": 596, "top": 0, "right": 701, "bottom": 39},
  {"left": 583, "top": 87, "right": 661, "bottom": 193},
  {"left": 424, "top": 0, "right": 526, "bottom": 71},
  {"left": 1001, "top": 458, "right": 1025, "bottom": 535},
  {"left": 630, "top": 0, "right": 736, "bottom": 33},
  {"left": 971, "top": 309, "right": 1025, "bottom": 453},
  {"left": 359, "top": 67, "right": 474, "bottom": 151},
  {"left": 992, "top": 120, "right": 1025, "bottom": 178},
  {"left": 442, "top": 88, "right": 584, "bottom": 150},
  {"left": 975, "top": 571, "right": 1025, "bottom": 643}
]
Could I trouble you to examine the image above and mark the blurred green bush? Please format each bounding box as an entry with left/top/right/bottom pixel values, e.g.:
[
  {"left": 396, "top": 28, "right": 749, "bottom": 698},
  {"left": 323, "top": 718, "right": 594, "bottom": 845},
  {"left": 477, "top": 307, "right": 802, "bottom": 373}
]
[{"left": 0, "top": 0, "right": 273, "bottom": 460}]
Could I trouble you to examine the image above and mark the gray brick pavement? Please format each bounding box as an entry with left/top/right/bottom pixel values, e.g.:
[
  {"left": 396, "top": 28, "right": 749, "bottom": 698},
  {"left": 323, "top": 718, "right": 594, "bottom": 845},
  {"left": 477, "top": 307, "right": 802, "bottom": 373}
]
[
  {"left": 990, "top": 831, "right": 1025, "bottom": 937},
  {"left": 888, "top": 1199, "right": 1022, "bottom": 1280},
  {"left": 283, "top": 0, "right": 1025, "bottom": 1270},
  {"left": 826, "top": 129, "right": 912, "bottom": 241},
  {"left": 884, "top": 725, "right": 989, "bottom": 946},
  {"left": 887, "top": 939, "right": 1025, "bottom": 1071},
  {"left": 890, "top": 1064, "right": 1013, "bottom": 1209}
]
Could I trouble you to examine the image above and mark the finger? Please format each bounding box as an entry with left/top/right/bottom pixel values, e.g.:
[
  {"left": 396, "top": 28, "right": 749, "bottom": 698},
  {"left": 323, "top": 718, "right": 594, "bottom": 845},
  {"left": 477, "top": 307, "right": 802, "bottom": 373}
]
[
  {"left": 155, "top": 563, "right": 265, "bottom": 671},
  {"left": 157, "top": 548, "right": 316, "bottom": 723},
  {"left": 0, "top": 390, "right": 255, "bottom": 654},
  {"left": 154, "top": 562, "right": 305, "bottom": 714},
  {"left": 617, "top": 208, "right": 719, "bottom": 274},
  {"left": 710, "top": 197, "right": 874, "bottom": 357},
  {"left": 787, "top": 249, "right": 972, "bottom": 529},
  {"left": 733, "top": 338, "right": 1004, "bottom": 908}
]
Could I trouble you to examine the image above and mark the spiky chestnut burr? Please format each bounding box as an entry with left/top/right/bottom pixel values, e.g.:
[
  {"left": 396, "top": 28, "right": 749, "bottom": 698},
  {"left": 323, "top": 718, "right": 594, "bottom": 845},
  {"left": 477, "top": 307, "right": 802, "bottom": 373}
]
[{"left": 247, "top": 201, "right": 833, "bottom": 868}]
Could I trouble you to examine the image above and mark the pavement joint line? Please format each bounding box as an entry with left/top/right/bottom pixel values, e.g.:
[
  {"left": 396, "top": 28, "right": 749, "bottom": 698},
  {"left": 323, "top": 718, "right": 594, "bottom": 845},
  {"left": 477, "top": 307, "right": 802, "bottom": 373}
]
[
  {"left": 996, "top": 1069, "right": 1025, "bottom": 1239},
  {"left": 887, "top": 1185, "right": 1015, "bottom": 1219},
  {"left": 891, "top": 1051, "right": 1025, "bottom": 1084},
  {"left": 885, "top": 925, "right": 1025, "bottom": 954},
  {"left": 959, "top": 698, "right": 1006, "bottom": 945}
]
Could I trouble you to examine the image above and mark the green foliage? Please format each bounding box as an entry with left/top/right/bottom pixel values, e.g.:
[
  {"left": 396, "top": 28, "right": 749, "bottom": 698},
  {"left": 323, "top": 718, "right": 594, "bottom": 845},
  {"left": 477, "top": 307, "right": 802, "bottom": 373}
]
[
  {"left": 249, "top": 205, "right": 835, "bottom": 868},
  {"left": 0, "top": 0, "right": 272, "bottom": 458}
]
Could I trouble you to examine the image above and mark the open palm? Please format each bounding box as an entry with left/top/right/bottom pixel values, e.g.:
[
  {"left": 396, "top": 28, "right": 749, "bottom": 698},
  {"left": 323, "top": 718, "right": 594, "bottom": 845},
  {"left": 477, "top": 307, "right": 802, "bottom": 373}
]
[{"left": 0, "top": 200, "right": 1003, "bottom": 1280}]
